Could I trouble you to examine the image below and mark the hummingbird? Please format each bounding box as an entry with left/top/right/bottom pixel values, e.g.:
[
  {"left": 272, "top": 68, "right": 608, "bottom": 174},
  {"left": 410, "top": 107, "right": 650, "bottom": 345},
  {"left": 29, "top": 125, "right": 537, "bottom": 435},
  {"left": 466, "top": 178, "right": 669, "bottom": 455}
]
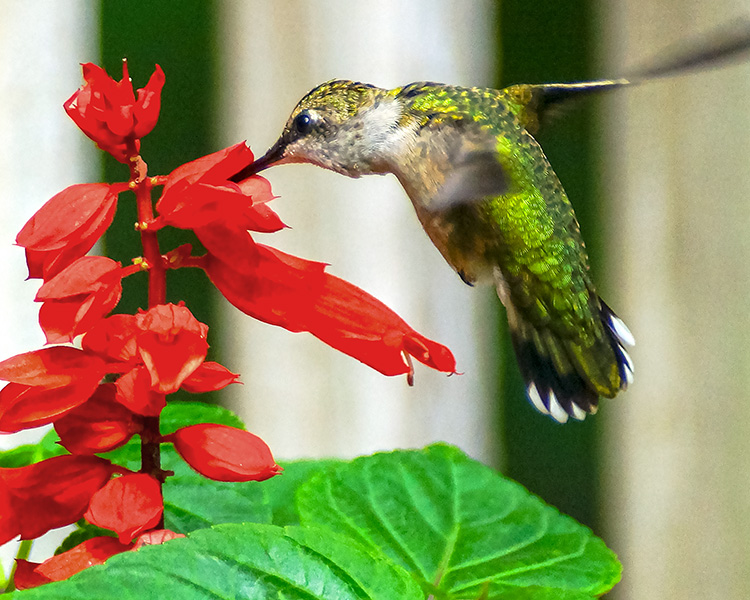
[{"left": 229, "top": 23, "right": 750, "bottom": 423}]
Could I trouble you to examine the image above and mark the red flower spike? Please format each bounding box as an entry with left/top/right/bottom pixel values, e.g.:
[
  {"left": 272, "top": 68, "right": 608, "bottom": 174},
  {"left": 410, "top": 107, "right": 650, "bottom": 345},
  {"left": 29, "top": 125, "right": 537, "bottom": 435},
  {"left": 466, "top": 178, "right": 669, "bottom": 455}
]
[
  {"left": 166, "top": 423, "right": 281, "bottom": 482},
  {"left": 64, "top": 62, "right": 164, "bottom": 162},
  {"left": 133, "top": 529, "right": 185, "bottom": 549},
  {"left": 205, "top": 245, "right": 457, "bottom": 378},
  {"left": 35, "top": 256, "right": 125, "bottom": 344},
  {"left": 180, "top": 361, "right": 241, "bottom": 394},
  {"left": 85, "top": 473, "right": 163, "bottom": 544},
  {"left": 16, "top": 183, "right": 119, "bottom": 280},
  {"left": 134, "top": 303, "right": 209, "bottom": 394},
  {"left": 0, "top": 455, "right": 115, "bottom": 544},
  {"left": 55, "top": 383, "right": 139, "bottom": 454},
  {"left": 82, "top": 314, "right": 139, "bottom": 367},
  {"left": 16, "top": 537, "right": 133, "bottom": 590},
  {"left": 114, "top": 366, "right": 165, "bottom": 416}
]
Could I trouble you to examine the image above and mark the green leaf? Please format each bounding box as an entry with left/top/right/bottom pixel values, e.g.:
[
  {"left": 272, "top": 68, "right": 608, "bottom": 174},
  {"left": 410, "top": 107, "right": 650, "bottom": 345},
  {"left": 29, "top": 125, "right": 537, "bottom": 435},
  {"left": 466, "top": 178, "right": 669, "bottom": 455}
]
[
  {"left": 264, "top": 458, "right": 344, "bottom": 526},
  {"left": 295, "top": 443, "right": 621, "bottom": 599},
  {"left": 8, "top": 523, "right": 422, "bottom": 600}
]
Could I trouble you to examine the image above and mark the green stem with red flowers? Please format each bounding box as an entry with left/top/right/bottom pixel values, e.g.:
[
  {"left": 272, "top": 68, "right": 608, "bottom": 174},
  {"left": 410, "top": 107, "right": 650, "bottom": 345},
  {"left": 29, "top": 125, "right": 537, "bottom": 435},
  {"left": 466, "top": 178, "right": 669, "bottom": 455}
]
[{"left": 129, "top": 153, "right": 167, "bottom": 528}]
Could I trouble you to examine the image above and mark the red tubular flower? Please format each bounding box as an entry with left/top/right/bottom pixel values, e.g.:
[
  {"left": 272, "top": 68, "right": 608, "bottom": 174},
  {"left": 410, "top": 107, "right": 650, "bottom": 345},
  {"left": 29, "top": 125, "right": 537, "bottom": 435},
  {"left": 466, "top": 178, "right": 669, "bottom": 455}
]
[
  {"left": 153, "top": 144, "right": 284, "bottom": 275},
  {"left": 64, "top": 61, "right": 165, "bottom": 162},
  {"left": 0, "top": 455, "right": 115, "bottom": 544},
  {"left": 14, "top": 537, "right": 133, "bottom": 590},
  {"left": 0, "top": 347, "right": 107, "bottom": 432},
  {"left": 16, "top": 183, "right": 119, "bottom": 280},
  {"left": 54, "top": 383, "right": 140, "bottom": 454},
  {"left": 180, "top": 361, "right": 240, "bottom": 394},
  {"left": 84, "top": 473, "right": 163, "bottom": 544},
  {"left": 165, "top": 423, "right": 281, "bottom": 482},
  {"left": 35, "top": 256, "right": 131, "bottom": 344},
  {"left": 134, "top": 303, "right": 209, "bottom": 394},
  {"left": 205, "top": 245, "right": 457, "bottom": 378}
]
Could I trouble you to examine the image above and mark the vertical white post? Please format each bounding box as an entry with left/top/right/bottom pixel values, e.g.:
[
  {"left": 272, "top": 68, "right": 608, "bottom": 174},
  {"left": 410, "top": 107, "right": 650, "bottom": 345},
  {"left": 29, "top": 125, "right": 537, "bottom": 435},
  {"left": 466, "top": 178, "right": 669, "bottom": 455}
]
[{"left": 0, "top": 0, "right": 98, "bottom": 570}]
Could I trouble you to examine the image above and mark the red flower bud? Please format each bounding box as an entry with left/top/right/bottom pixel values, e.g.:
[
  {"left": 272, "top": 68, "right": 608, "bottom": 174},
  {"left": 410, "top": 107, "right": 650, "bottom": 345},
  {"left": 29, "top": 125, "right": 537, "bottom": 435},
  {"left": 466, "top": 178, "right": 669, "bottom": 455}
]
[
  {"left": 180, "top": 361, "right": 241, "bottom": 393},
  {"left": 16, "top": 183, "right": 119, "bottom": 280},
  {"left": 114, "top": 366, "right": 165, "bottom": 416},
  {"left": 84, "top": 473, "right": 163, "bottom": 544},
  {"left": 35, "top": 256, "right": 127, "bottom": 343},
  {"left": 64, "top": 61, "right": 165, "bottom": 162},
  {"left": 166, "top": 423, "right": 281, "bottom": 482}
]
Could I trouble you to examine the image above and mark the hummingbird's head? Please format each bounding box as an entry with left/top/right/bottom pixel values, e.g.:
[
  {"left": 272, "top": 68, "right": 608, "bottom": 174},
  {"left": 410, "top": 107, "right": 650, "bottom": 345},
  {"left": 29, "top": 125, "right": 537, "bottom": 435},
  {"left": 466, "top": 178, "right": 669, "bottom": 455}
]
[{"left": 240, "top": 80, "right": 409, "bottom": 179}]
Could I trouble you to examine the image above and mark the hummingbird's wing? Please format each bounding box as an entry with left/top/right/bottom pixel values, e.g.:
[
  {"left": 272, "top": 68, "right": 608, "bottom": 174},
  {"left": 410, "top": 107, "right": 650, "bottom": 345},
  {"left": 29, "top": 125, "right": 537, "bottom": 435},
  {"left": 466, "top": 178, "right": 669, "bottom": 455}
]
[{"left": 397, "top": 88, "right": 633, "bottom": 422}]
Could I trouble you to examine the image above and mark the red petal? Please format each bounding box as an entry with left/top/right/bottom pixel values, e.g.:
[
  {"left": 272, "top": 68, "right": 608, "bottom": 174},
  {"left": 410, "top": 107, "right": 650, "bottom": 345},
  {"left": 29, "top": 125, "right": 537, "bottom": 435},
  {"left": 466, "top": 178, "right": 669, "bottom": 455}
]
[
  {"left": 132, "top": 64, "right": 165, "bottom": 138},
  {"left": 159, "top": 143, "right": 254, "bottom": 196},
  {"left": 0, "top": 346, "right": 106, "bottom": 389},
  {"left": 180, "top": 361, "right": 240, "bottom": 393},
  {"left": 0, "top": 381, "right": 99, "bottom": 433},
  {"left": 55, "top": 383, "right": 139, "bottom": 454},
  {"left": 0, "top": 455, "right": 115, "bottom": 540},
  {"left": 206, "top": 245, "right": 457, "bottom": 377},
  {"left": 36, "top": 256, "right": 122, "bottom": 300},
  {"left": 114, "top": 366, "right": 165, "bottom": 416},
  {"left": 84, "top": 473, "right": 163, "bottom": 544},
  {"left": 13, "top": 560, "right": 51, "bottom": 590},
  {"left": 134, "top": 304, "right": 208, "bottom": 394},
  {"left": 167, "top": 423, "right": 281, "bottom": 482},
  {"left": 16, "top": 184, "right": 118, "bottom": 279},
  {"left": 34, "top": 537, "right": 133, "bottom": 584}
]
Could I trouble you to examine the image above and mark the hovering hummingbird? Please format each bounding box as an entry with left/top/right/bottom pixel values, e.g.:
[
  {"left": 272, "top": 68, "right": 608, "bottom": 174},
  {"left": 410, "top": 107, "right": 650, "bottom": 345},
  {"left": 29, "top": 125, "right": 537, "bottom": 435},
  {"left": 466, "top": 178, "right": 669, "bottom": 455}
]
[{"left": 230, "top": 24, "right": 750, "bottom": 423}]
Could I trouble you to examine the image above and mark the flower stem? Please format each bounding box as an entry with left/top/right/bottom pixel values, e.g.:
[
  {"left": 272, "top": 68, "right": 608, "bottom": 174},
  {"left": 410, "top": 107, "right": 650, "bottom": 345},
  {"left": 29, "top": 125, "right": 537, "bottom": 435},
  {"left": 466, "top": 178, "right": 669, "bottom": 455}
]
[{"left": 130, "top": 152, "right": 166, "bottom": 528}]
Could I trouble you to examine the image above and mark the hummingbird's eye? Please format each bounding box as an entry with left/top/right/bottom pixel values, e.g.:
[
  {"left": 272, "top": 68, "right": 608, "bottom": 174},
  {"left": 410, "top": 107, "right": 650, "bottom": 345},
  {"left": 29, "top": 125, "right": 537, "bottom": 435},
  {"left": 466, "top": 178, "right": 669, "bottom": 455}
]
[{"left": 293, "top": 111, "right": 314, "bottom": 136}]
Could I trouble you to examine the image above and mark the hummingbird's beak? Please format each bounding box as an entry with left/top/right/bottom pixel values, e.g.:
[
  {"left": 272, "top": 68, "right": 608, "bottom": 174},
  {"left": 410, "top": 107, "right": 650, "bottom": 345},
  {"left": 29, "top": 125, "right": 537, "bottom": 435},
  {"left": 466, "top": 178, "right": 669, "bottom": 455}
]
[{"left": 229, "top": 140, "right": 286, "bottom": 183}]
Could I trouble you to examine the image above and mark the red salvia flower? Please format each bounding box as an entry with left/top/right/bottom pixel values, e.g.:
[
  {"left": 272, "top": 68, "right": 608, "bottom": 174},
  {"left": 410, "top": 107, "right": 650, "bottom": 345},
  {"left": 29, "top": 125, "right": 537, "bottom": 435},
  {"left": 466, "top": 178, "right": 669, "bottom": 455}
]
[
  {"left": 64, "top": 61, "right": 165, "bottom": 162},
  {"left": 16, "top": 183, "right": 119, "bottom": 280},
  {"left": 0, "top": 347, "right": 107, "bottom": 432},
  {"left": 165, "top": 423, "right": 281, "bottom": 482},
  {"left": 84, "top": 473, "right": 163, "bottom": 544},
  {"left": 205, "top": 245, "right": 457, "bottom": 379},
  {"left": 35, "top": 256, "right": 134, "bottom": 344},
  {"left": 14, "top": 536, "right": 133, "bottom": 590},
  {"left": 134, "top": 303, "right": 209, "bottom": 394},
  {"left": 54, "top": 383, "right": 140, "bottom": 454},
  {"left": 0, "top": 455, "right": 115, "bottom": 544}
]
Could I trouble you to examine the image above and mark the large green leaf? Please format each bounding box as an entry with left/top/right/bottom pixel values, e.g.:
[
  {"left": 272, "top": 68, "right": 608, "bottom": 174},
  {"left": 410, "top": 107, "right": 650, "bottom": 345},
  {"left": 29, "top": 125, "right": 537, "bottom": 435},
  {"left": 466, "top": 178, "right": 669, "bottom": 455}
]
[
  {"left": 9, "top": 523, "right": 422, "bottom": 600},
  {"left": 295, "top": 444, "right": 621, "bottom": 599}
]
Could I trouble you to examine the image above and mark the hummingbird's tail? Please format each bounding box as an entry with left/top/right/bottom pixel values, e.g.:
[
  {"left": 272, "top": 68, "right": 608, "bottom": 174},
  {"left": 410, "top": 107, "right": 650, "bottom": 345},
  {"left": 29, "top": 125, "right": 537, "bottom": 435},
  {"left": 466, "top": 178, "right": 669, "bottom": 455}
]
[{"left": 507, "top": 297, "right": 634, "bottom": 423}]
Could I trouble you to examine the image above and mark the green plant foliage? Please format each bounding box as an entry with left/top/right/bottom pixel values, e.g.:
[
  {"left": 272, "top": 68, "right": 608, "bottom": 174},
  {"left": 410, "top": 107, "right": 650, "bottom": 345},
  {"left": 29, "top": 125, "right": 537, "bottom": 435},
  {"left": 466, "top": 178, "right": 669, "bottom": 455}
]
[
  {"left": 8, "top": 523, "right": 422, "bottom": 600},
  {"left": 5, "top": 403, "right": 620, "bottom": 599},
  {"left": 296, "top": 444, "right": 621, "bottom": 599}
]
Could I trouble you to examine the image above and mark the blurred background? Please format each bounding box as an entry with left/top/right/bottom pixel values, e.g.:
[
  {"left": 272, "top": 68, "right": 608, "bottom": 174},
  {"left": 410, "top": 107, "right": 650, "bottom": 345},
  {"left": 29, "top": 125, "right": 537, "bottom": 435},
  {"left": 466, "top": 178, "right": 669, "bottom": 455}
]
[{"left": 2, "top": 1, "right": 750, "bottom": 598}]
